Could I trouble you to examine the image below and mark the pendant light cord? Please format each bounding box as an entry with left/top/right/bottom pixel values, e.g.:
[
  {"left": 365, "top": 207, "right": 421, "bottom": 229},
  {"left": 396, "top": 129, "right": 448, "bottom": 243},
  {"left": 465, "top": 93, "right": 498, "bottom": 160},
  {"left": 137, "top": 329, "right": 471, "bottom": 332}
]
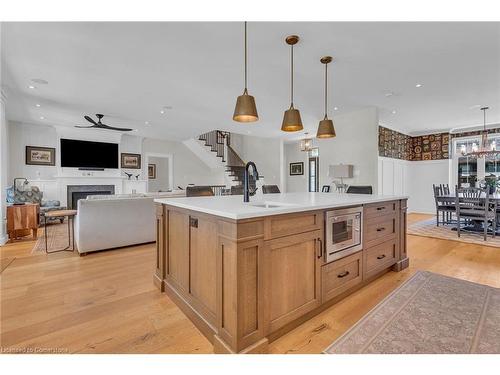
[
  {"left": 291, "top": 44, "right": 294, "bottom": 108},
  {"left": 324, "top": 63, "right": 328, "bottom": 119},
  {"left": 244, "top": 21, "right": 247, "bottom": 93}
]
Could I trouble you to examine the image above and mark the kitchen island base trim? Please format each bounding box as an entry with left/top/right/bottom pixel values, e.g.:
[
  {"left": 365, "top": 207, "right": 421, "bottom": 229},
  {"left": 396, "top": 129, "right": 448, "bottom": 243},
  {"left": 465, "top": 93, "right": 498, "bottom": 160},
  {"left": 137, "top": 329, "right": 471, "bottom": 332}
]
[{"left": 154, "top": 197, "right": 409, "bottom": 354}]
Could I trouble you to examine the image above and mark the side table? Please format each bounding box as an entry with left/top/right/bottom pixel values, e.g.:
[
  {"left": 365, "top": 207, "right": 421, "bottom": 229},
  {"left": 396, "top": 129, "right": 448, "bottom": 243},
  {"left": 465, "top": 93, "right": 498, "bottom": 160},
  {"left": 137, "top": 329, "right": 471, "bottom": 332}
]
[
  {"left": 43, "top": 209, "right": 78, "bottom": 253},
  {"left": 7, "top": 203, "right": 40, "bottom": 240}
]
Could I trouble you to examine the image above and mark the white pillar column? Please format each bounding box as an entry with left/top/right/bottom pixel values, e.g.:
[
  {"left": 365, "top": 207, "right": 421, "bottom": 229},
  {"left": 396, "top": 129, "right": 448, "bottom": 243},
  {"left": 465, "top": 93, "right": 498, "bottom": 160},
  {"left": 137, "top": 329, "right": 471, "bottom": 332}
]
[{"left": 0, "top": 88, "right": 8, "bottom": 245}]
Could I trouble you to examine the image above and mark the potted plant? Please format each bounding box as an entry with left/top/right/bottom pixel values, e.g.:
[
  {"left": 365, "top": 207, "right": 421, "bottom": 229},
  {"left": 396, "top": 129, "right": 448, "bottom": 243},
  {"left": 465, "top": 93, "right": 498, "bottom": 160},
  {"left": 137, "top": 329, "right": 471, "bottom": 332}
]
[{"left": 484, "top": 175, "right": 499, "bottom": 194}]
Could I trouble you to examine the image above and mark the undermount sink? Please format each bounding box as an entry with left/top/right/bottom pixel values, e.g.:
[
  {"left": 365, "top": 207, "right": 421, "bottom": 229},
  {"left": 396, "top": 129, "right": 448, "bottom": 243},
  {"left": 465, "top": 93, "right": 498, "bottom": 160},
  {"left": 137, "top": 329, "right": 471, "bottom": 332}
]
[{"left": 248, "top": 201, "right": 297, "bottom": 209}]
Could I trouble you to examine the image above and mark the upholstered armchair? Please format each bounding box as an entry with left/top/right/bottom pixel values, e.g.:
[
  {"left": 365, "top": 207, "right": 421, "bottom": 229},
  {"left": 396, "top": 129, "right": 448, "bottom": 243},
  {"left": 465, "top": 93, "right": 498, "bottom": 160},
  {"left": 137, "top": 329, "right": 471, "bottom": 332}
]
[{"left": 6, "top": 185, "right": 67, "bottom": 224}]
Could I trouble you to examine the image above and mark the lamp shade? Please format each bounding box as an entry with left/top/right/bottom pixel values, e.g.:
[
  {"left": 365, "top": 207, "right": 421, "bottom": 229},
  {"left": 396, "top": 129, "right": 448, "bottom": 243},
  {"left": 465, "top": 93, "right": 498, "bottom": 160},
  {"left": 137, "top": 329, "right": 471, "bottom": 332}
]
[
  {"left": 316, "top": 118, "right": 336, "bottom": 138},
  {"left": 328, "top": 164, "right": 353, "bottom": 178},
  {"left": 281, "top": 107, "right": 303, "bottom": 132},
  {"left": 233, "top": 91, "right": 258, "bottom": 122}
]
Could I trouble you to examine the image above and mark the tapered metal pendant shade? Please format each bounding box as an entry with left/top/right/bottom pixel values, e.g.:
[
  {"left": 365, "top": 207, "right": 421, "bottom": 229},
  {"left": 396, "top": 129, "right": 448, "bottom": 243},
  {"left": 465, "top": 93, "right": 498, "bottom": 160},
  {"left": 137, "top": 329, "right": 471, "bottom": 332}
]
[
  {"left": 233, "top": 89, "right": 258, "bottom": 122},
  {"left": 316, "top": 56, "right": 336, "bottom": 138},
  {"left": 281, "top": 35, "right": 303, "bottom": 132},
  {"left": 316, "top": 117, "right": 336, "bottom": 138},
  {"left": 233, "top": 22, "right": 258, "bottom": 123},
  {"left": 281, "top": 106, "right": 303, "bottom": 132}
]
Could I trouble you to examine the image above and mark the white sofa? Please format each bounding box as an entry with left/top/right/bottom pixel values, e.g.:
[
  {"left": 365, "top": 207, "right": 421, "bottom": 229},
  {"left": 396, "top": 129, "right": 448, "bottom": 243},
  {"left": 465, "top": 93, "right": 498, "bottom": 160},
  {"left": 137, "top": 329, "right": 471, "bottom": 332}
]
[{"left": 74, "top": 191, "right": 185, "bottom": 254}]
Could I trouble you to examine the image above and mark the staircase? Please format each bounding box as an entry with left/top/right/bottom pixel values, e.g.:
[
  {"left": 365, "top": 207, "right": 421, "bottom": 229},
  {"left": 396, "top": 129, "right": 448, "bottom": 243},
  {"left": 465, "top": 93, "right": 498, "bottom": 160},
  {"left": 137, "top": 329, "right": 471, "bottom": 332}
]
[{"left": 198, "top": 130, "right": 256, "bottom": 189}]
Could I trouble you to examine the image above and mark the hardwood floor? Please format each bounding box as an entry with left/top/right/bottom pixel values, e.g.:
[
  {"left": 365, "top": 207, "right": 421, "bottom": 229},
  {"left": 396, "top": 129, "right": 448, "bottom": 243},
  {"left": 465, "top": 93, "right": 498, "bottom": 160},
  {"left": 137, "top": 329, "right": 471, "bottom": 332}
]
[{"left": 1, "top": 213, "right": 499, "bottom": 354}]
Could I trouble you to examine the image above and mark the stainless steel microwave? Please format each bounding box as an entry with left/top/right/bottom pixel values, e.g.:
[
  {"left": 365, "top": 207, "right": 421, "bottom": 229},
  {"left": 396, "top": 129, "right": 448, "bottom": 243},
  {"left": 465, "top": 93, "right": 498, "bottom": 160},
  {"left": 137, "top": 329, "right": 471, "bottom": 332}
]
[{"left": 325, "top": 206, "right": 363, "bottom": 263}]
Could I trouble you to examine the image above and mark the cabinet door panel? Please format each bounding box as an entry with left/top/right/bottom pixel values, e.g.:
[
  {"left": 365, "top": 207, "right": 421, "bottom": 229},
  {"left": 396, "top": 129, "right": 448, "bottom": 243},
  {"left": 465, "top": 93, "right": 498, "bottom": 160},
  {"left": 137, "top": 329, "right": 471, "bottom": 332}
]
[
  {"left": 167, "top": 210, "right": 190, "bottom": 291},
  {"left": 190, "top": 216, "right": 218, "bottom": 318},
  {"left": 266, "top": 230, "right": 322, "bottom": 332}
]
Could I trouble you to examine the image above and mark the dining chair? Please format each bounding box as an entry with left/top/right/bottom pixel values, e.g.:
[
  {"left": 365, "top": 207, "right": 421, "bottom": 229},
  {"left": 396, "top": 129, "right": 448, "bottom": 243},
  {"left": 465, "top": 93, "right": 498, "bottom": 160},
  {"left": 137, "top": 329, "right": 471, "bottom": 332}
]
[
  {"left": 230, "top": 185, "right": 244, "bottom": 195},
  {"left": 346, "top": 186, "right": 372, "bottom": 194},
  {"left": 433, "top": 184, "right": 454, "bottom": 226},
  {"left": 186, "top": 186, "right": 215, "bottom": 197},
  {"left": 321, "top": 185, "right": 331, "bottom": 193},
  {"left": 455, "top": 187, "right": 497, "bottom": 241},
  {"left": 262, "top": 185, "right": 280, "bottom": 194}
]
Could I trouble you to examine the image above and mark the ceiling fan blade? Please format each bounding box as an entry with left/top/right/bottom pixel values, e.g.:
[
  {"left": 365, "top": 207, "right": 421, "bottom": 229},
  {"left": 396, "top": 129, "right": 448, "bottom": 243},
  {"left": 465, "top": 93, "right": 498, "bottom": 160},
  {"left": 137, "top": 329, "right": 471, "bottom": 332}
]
[
  {"left": 75, "top": 125, "right": 96, "bottom": 128},
  {"left": 84, "top": 115, "right": 98, "bottom": 126},
  {"left": 98, "top": 124, "right": 133, "bottom": 132}
]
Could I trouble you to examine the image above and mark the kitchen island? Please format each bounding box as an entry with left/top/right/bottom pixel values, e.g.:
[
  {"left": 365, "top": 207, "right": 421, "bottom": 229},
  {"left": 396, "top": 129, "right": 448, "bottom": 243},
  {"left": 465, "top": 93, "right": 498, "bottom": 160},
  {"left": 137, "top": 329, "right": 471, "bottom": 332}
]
[{"left": 154, "top": 192, "right": 408, "bottom": 353}]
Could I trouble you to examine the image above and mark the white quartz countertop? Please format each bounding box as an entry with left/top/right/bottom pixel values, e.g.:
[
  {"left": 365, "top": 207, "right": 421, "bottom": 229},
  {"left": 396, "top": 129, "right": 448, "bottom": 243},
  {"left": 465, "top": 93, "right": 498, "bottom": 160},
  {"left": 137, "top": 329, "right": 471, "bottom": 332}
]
[{"left": 155, "top": 192, "right": 408, "bottom": 220}]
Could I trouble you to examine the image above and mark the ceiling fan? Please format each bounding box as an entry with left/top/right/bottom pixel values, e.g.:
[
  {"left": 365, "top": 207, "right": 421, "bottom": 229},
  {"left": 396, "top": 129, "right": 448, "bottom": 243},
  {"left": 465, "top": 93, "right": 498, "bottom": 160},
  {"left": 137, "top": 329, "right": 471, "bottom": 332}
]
[{"left": 76, "top": 114, "right": 133, "bottom": 132}]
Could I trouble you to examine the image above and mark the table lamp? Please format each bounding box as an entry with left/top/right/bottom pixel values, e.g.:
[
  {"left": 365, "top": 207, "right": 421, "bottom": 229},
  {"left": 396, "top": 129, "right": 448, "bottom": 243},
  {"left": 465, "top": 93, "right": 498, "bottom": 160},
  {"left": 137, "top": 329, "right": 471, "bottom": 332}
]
[{"left": 328, "top": 164, "right": 353, "bottom": 193}]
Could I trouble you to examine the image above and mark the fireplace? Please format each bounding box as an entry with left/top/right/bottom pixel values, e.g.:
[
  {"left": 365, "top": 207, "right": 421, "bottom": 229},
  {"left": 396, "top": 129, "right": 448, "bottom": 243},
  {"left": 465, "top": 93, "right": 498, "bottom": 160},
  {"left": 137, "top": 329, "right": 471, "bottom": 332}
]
[{"left": 67, "top": 185, "right": 115, "bottom": 209}]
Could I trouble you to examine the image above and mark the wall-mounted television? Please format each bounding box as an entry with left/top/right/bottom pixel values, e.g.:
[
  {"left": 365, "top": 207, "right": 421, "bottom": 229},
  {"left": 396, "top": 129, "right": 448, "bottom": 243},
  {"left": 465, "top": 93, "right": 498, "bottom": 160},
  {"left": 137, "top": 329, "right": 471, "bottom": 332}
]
[{"left": 60, "top": 138, "right": 119, "bottom": 169}]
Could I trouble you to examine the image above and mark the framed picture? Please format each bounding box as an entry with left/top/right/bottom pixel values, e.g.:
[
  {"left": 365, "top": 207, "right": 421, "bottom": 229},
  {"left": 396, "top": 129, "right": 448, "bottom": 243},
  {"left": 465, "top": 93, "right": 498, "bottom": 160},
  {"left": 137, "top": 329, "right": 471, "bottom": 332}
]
[
  {"left": 26, "top": 146, "right": 55, "bottom": 166},
  {"left": 289, "top": 162, "right": 304, "bottom": 176},
  {"left": 121, "top": 153, "right": 141, "bottom": 169},
  {"left": 148, "top": 164, "right": 156, "bottom": 179}
]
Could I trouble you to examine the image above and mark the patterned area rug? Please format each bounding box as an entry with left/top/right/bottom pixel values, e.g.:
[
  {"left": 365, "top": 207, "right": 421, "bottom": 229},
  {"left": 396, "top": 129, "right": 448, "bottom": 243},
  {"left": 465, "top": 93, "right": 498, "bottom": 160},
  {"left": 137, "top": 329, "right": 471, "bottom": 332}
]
[
  {"left": 32, "top": 223, "right": 76, "bottom": 253},
  {"left": 324, "top": 271, "right": 500, "bottom": 354},
  {"left": 408, "top": 218, "right": 500, "bottom": 248}
]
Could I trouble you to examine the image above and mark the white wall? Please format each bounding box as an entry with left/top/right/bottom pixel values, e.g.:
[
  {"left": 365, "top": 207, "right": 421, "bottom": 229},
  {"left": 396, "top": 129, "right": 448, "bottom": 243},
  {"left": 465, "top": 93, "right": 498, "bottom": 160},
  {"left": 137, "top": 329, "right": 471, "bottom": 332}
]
[
  {"left": 0, "top": 89, "right": 8, "bottom": 245},
  {"left": 285, "top": 107, "right": 379, "bottom": 193},
  {"left": 9, "top": 121, "right": 58, "bottom": 180},
  {"left": 230, "top": 134, "right": 284, "bottom": 189},
  {"left": 7, "top": 121, "right": 226, "bottom": 201},
  {"left": 408, "top": 159, "right": 450, "bottom": 214},
  {"left": 377, "top": 157, "right": 411, "bottom": 196},
  {"left": 147, "top": 156, "right": 169, "bottom": 192},
  {"left": 142, "top": 138, "right": 225, "bottom": 188}
]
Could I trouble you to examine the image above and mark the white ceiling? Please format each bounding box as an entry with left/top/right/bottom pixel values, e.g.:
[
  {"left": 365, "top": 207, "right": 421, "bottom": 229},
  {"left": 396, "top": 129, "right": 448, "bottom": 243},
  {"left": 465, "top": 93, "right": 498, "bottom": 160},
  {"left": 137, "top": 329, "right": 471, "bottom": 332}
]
[{"left": 1, "top": 22, "right": 500, "bottom": 141}]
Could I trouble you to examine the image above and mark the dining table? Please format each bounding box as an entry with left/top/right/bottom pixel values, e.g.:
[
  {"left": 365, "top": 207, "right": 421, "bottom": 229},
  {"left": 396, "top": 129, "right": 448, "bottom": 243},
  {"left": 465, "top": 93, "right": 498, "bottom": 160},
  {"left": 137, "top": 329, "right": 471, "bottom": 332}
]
[{"left": 436, "top": 192, "right": 500, "bottom": 235}]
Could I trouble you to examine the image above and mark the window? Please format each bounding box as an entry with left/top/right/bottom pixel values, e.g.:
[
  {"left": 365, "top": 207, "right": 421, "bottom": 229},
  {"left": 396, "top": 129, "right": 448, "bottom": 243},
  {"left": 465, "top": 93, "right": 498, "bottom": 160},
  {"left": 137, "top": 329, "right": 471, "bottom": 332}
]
[
  {"left": 308, "top": 148, "right": 319, "bottom": 192},
  {"left": 452, "top": 135, "right": 500, "bottom": 188}
]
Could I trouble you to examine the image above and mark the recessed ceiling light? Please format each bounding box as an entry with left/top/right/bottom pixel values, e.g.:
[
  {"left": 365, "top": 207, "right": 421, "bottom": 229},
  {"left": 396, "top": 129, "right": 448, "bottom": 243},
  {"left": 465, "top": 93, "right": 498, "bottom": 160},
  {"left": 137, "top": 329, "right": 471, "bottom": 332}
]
[
  {"left": 31, "top": 78, "right": 48, "bottom": 85},
  {"left": 35, "top": 103, "right": 41, "bottom": 108},
  {"left": 28, "top": 85, "right": 36, "bottom": 89},
  {"left": 39, "top": 116, "right": 45, "bottom": 120},
  {"left": 333, "top": 107, "right": 339, "bottom": 111},
  {"left": 415, "top": 83, "right": 423, "bottom": 88},
  {"left": 145, "top": 121, "right": 150, "bottom": 125},
  {"left": 160, "top": 110, "right": 165, "bottom": 114},
  {"left": 391, "top": 110, "right": 397, "bottom": 114}
]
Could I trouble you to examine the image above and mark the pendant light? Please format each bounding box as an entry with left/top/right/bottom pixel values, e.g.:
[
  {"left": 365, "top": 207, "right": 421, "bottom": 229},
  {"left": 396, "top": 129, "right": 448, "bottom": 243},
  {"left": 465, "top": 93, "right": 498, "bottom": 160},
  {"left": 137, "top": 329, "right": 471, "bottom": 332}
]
[
  {"left": 281, "top": 35, "right": 303, "bottom": 132},
  {"left": 233, "top": 22, "right": 258, "bottom": 123},
  {"left": 463, "top": 107, "right": 500, "bottom": 158},
  {"left": 300, "top": 132, "right": 313, "bottom": 152},
  {"left": 316, "top": 56, "right": 336, "bottom": 138}
]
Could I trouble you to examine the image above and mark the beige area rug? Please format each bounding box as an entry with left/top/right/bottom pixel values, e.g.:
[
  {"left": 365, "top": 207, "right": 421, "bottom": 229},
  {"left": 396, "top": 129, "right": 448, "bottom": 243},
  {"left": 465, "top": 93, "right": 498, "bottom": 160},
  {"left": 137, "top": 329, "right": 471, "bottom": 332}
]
[
  {"left": 32, "top": 223, "right": 76, "bottom": 253},
  {"left": 324, "top": 271, "right": 500, "bottom": 354},
  {"left": 408, "top": 218, "right": 500, "bottom": 248}
]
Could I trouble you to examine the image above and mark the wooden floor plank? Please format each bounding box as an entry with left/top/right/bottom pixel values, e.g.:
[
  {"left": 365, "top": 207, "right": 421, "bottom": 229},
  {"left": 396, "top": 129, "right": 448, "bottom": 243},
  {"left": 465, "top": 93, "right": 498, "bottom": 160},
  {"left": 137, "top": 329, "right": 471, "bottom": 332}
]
[{"left": 1, "top": 213, "right": 499, "bottom": 354}]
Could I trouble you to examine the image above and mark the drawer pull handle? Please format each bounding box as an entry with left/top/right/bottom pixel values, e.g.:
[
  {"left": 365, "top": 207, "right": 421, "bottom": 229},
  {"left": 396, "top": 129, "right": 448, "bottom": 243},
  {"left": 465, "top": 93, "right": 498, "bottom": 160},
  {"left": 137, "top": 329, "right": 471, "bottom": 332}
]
[
  {"left": 376, "top": 227, "right": 386, "bottom": 232},
  {"left": 376, "top": 207, "right": 386, "bottom": 211},
  {"left": 337, "top": 271, "right": 350, "bottom": 278},
  {"left": 377, "top": 254, "right": 386, "bottom": 260}
]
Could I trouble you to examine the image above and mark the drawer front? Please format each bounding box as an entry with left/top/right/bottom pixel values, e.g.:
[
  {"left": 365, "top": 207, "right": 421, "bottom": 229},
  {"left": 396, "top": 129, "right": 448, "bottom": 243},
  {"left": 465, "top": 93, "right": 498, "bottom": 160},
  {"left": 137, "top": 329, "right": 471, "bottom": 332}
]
[
  {"left": 364, "top": 200, "right": 398, "bottom": 219},
  {"left": 264, "top": 211, "right": 323, "bottom": 240},
  {"left": 364, "top": 239, "right": 397, "bottom": 279},
  {"left": 322, "top": 251, "right": 363, "bottom": 302},
  {"left": 364, "top": 214, "right": 397, "bottom": 247}
]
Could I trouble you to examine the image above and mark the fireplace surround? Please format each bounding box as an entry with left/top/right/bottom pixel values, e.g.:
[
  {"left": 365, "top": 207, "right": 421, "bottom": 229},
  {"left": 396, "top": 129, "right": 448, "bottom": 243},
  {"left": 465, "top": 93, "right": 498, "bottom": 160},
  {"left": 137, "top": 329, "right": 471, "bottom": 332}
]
[{"left": 66, "top": 185, "right": 115, "bottom": 209}]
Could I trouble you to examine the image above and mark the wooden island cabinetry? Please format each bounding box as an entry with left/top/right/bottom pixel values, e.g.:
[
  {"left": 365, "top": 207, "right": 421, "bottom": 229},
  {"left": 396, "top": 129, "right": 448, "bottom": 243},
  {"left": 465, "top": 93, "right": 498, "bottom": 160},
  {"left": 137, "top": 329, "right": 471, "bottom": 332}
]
[{"left": 154, "top": 196, "right": 408, "bottom": 353}]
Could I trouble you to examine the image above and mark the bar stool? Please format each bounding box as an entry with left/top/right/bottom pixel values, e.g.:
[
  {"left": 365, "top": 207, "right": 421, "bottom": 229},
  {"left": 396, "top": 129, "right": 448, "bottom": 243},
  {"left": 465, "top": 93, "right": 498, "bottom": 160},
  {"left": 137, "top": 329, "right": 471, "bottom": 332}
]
[{"left": 43, "top": 209, "right": 77, "bottom": 253}]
